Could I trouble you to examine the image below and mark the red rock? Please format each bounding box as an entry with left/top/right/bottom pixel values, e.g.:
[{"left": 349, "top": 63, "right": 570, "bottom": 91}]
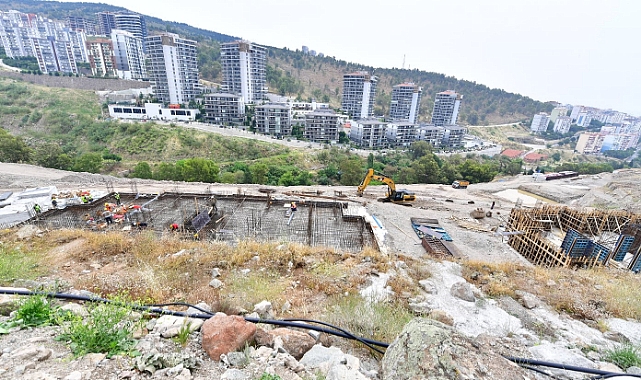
[
  {"left": 201, "top": 313, "right": 256, "bottom": 361},
  {"left": 268, "top": 328, "right": 316, "bottom": 360}
]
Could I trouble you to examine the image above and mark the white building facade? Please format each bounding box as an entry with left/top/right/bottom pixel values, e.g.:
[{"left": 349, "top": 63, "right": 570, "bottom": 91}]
[
  {"left": 111, "top": 29, "right": 146, "bottom": 79},
  {"left": 221, "top": 41, "right": 267, "bottom": 104},
  {"left": 431, "top": 90, "right": 462, "bottom": 127},
  {"left": 530, "top": 112, "right": 550, "bottom": 133},
  {"left": 341, "top": 71, "right": 377, "bottom": 120},
  {"left": 145, "top": 33, "right": 200, "bottom": 105},
  {"left": 390, "top": 83, "right": 422, "bottom": 123}
]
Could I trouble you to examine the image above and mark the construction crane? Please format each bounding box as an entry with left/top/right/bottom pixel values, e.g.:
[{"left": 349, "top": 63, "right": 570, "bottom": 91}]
[{"left": 357, "top": 168, "right": 416, "bottom": 205}]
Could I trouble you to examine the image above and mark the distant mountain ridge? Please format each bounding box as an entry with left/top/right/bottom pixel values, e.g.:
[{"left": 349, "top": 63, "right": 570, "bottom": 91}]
[{"left": 0, "top": 0, "right": 554, "bottom": 125}]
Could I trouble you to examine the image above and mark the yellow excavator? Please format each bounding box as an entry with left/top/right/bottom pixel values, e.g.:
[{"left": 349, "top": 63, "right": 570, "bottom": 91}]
[{"left": 357, "top": 168, "right": 416, "bottom": 205}]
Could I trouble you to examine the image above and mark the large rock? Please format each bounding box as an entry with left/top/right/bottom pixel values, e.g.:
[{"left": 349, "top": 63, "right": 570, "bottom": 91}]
[
  {"left": 254, "top": 328, "right": 316, "bottom": 360},
  {"left": 450, "top": 282, "right": 475, "bottom": 302},
  {"left": 201, "top": 313, "right": 256, "bottom": 361},
  {"left": 300, "top": 344, "right": 362, "bottom": 377},
  {"left": 381, "top": 318, "right": 529, "bottom": 380}
]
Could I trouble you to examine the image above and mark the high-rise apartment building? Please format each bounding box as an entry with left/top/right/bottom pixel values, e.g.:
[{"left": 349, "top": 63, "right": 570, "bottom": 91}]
[
  {"left": 67, "top": 16, "right": 96, "bottom": 35},
  {"left": 145, "top": 33, "right": 200, "bottom": 104},
  {"left": 220, "top": 41, "right": 267, "bottom": 104},
  {"left": 114, "top": 13, "right": 147, "bottom": 40},
  {"left": 390, "top": 83, "right": 422, "bottom": 123},
  {"left": 431, "top": 90, "right": 462, "bottom": 126},
  {"left": 550, "top": 106, "right": 568, "bottom": 124},
  {"left": 111, "top": 29, "right": 146, "bottom": 79},
  {"left": 95, "top": 12, "right": 115, "bottom": 36},
  {"left": 85, "top": 36, "right": 116, "bottom": 77},
  {"left": 530, "top": 112, "right": 550, "bottom": 133},
  {"left": 341, "top": 71, "right": 377, "bottom": 120},
  {"left": 553, "top": 116, "right": 572, "bottom": 134},
  {"left": 0, "top": 10, "right": 87, "bottom": 74}
]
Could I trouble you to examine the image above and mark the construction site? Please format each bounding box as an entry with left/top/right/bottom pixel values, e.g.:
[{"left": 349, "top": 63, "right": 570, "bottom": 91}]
[{"left": 17, "top": 189, "right": 378, "bottom": 253}]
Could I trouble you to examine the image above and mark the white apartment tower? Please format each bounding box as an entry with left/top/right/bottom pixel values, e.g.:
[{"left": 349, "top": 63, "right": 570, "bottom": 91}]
[
  {"left": 390, "top": 83, "right": 422, "bottom": 123},
  {"left": 145, "top": 33, "right": 200, "bottom": 105},
  {"left": 221, "top": 41, "right": 267, "bottom": 104},
  {"left": 553, "top": 116, "right": 572, "bottom": 134},
  {"left": 111, "top": 29, "right": 146, "bottom": 80},
  {"left": 431, "top": 90, "right": 462, "bottom": 126},
  {"left": 341, "top": 71, "right": 377, "bottom": 120},
  {"left": 530, "top": 112, "right": 550, "bottom": 133}
]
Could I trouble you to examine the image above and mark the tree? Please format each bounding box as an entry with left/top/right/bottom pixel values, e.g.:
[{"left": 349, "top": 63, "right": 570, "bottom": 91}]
[
  {"left": 0, "top": 130, "right": 32, "bottom": 163},
  {"left": 339, "top": 158, "right": 363, "bottom": 185},
  {"left": 132, "top": 161, "right": 153, "bottom": 179},
  {"left": 175, "top": 158, "right": 219, "bottom": 183},
  {"left": 367, "top": 153, "right": 374, "bottom": 169},
  {"left": 72, "top": 153, "right": 103, "bottom": 173},
  {"left": 249, "top": 163, "right": 269, "bottom": 184},
  {"left": 410, "top": 141, "right": 432, "bottom": 160}
]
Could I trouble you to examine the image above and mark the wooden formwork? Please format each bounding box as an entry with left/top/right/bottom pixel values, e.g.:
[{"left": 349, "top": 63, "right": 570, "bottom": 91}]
[{"left": 507, "top": 206, "right": 641, "bottom": 269}]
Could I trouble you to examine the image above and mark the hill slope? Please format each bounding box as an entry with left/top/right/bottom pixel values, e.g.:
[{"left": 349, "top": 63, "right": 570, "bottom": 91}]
[{"left": 0, "top": 0, "right": 554, "bottom": 125}]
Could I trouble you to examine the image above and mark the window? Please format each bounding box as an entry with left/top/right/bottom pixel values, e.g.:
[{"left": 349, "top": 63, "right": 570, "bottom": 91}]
[{"left": 113, "top": 107, "right": 122, "bottom": 113}]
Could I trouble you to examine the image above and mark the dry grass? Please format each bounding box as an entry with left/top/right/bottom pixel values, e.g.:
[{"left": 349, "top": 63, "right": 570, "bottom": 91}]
[{"left": 462, "top": 260, "right": 641, "bottom": 321}]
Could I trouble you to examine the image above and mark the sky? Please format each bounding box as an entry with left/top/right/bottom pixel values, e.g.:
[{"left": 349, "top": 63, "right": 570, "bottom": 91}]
[{"left": 59, "top": 0, "right": 640, "bottom": 116}]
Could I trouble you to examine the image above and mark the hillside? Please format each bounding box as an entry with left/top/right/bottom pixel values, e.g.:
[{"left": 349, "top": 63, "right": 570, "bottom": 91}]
[{"left": 0, "top": 0, "right": 554, "bottom": 125}]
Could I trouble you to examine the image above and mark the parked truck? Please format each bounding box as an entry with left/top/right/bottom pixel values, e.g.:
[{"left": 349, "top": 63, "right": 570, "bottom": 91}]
[{"left": 452, "top": 180, "right": 470, "bottom": 189}]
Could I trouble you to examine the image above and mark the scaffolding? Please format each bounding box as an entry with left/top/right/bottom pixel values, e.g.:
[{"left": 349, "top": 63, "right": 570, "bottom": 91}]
[{"left": 507, "top": 206, "right": 641, "bottom": 270}]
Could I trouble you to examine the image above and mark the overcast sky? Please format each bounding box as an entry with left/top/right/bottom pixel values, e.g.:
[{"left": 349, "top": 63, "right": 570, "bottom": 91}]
[{"left": 60, "top": 0, "right": 640, "bottom": 116}]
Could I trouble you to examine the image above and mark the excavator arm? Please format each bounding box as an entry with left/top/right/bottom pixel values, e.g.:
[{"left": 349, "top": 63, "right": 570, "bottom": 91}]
[{"left": 357, "top": 168, "right": 396, "bottom": 198}]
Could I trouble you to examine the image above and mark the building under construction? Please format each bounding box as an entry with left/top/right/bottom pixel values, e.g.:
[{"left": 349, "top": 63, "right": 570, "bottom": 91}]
[
  {"left": 34, "top": 191, "right": 378, "bottom": 253},
  {"left": 507, "top": 205, "right": 641, "bottom": 271}
]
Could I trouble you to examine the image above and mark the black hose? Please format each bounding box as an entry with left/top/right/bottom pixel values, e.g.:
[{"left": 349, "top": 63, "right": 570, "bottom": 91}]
[
  {"left": 0, "top": 289, "right": 389, "bottom": 349},
  {"left": 504, "top": 356, "right": 641, "bottom": 378},
  {"left": 282, "top": 317, "right": 386, "bottom": 354}
]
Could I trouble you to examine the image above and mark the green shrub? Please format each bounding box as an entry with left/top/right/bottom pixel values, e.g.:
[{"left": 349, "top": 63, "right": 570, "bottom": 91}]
[
  {"left": 604, "top": 344, "right": 641, "bottom": 370},
  {"left": 57, "top": 301, "right": 140, "bottom": 357},
  {"left": 13, "top": 295, "right": 56, "bottom": 327}
]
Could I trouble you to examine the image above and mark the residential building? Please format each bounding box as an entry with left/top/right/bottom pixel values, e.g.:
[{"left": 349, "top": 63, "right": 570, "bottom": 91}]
[
  {"left": 304, "top": 108, "right": 340, "bottom": 143},
  {"left": 576, "top": 111, "right": 593, "bottom": 127},
  {"left": 255, "top": 103, "right": 292, "bottom": 136},
  {"left": 111, "top": 29, "right": 146, "bottom": 79},
  {"left": 553, "top": 116, "right": 572, "bottom": 134},
  {"left": 385, "top": 122, "right": 417, "bottom": 148},
  {"left": 431, "top": 90, "right": 462, "bottom": 127},
  {"left": 203, "top": 93, "right": 245, "bottom": 125},
  {"left": 442, "top": 125, "right": 467, "bottom": 148},
  {"left": 350, "top": 119, "right": 387, "bottom": 149},
  {"left": 145, "top": 33, "right": 200, "bottom": 105},
  {"left": 220, "top": 40, "right": 267, "bottom": 104},
  {"left": 530, "top": 112, "right": 550, "bottom": 133},
  {"left": 341, "top": 71, "right": 377, "bottom": 120},
  {"left": 389, "top": 82, "right": 422, "bottom": 123},
  {"left": 108, "top": 103, "right": 199, "bottom": 122},
  {"left": 85, "top": 36, "right": 116, "bottom": 77},
  {"left": 550, "top": 106, "right": 568, "bottom": 123},
  {"left": 607, "top": 112, "right": 626, "bottom": 125},
  {"left": 575, "top": 133, "right": 606, "bottom": 154},
  {"left": 67, "top": 16, "right": 96, "bottom": 35},
  {"left": 114, "top": 13, "right": 147, "bottom": 41},
  {"left": 570, "top": 105, "right": 583, "bottom": 122},
  {"left": 95, "top": 12, "right": 116, "bottom": 36},
  {"left": 415, "top": 124, "right": 445, "bottom": 148},
  {"left": 0, "top": 10, "right": 87, "bottom": 74}
]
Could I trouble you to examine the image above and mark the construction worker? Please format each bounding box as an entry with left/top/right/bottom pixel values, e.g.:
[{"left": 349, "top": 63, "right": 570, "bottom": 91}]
[
  {"left": 102, "top": 209, "right": 113, "bottom": 224},
  {"left": 114, "top": 192, "right": 121, "bottom": 205},
  {"left": 33, "top": 204, "right": 41, "bottom": 214},
  {"left": 51, "top": 198, "right": 58, "bottom": 208},
  {"left": 170, "top": 223, "right": 179, "bottom": 232},
  {"left": 290, "top": 201, "right": 297, "bottom": 212},
  {"left": 80, "top": 195, "right": 88, "bottom": 204}
]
